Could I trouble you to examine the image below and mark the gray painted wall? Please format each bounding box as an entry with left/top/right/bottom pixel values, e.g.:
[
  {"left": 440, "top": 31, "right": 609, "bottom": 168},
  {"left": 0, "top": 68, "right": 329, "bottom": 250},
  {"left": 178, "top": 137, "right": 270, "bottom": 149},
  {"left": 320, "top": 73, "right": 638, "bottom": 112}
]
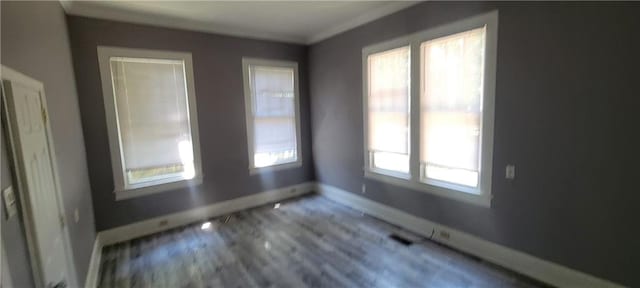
[
  {"left": 309, "top": 2, "right": 639, "bottom": 287},
  {"left": 1, "top": 1, "right": 96, "bottom": 285},
  {"left": 67, "top": 16, "right": 314, "bottom": 231},
  {"left": 1, "top": 129, "right": 34, "bottom": 288}
]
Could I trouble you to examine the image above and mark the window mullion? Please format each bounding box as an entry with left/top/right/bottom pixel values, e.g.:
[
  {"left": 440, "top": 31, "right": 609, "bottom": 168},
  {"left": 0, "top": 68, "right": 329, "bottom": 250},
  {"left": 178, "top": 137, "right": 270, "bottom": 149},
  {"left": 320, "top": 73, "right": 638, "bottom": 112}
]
[{"left": 409, "top": 41, "right": 421, "bottom": 183}]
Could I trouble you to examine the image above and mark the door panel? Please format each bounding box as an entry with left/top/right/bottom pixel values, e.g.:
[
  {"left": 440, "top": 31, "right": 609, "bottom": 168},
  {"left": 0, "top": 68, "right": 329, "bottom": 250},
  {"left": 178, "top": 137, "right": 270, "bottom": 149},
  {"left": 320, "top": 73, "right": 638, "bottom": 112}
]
[{"left": 3, "top": 79, "right": 69, "bottom": 287}]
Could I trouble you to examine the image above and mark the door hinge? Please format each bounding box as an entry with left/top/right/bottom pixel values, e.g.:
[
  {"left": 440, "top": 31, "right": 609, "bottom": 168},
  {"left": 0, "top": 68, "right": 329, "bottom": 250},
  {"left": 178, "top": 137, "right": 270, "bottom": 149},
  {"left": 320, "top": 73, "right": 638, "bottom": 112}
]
[{"left": 41, "top": 107, "right": 47, "bottom": 124}]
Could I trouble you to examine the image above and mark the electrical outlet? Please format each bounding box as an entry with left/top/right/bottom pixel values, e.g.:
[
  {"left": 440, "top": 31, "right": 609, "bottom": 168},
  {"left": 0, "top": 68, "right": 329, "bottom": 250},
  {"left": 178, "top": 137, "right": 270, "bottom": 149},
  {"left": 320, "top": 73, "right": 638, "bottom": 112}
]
[
  {"left": 439, "top": 230, "right": 451, "bottom": 240},
  {"left": 361, "top": 184, "right": 366, "bottom": 194},
  {"left": 505, "top": 165, "right": 516, "bottom": 180},
  {"left": 159, "top": 219, "right": 169, "bottom": 227}
]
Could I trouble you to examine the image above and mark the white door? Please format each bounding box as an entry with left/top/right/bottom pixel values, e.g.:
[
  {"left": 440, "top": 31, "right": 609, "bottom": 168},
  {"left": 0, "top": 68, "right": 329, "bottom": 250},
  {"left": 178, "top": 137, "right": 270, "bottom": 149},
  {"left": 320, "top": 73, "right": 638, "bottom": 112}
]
[
  {"left": 2, "top": 245, "right": 12, "bottom": 288},
  {"left": 2, "top": 67, "right": 72, "bottom": 288}
]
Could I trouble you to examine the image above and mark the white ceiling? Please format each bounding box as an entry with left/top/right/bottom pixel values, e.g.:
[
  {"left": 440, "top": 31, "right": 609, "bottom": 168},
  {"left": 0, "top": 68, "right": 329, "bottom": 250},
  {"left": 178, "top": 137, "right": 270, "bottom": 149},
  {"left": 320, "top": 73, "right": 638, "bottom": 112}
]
[{"left": 61, "top": 1, "right": 419, "bottom": 44}]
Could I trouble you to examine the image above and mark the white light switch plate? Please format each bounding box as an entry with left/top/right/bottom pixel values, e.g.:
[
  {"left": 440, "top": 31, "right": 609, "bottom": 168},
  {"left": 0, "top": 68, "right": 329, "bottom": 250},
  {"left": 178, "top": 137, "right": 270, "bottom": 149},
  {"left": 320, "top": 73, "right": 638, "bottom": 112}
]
[{"left": 3, "top": 186, "right": 17, "bottom": 219}]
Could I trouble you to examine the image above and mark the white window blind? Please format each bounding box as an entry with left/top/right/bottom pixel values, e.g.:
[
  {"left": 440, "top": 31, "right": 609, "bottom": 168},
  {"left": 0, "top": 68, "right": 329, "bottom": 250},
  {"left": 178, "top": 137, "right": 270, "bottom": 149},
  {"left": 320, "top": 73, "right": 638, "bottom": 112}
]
[
  {"left": 367, "top": 46, "right": 411, "bottom": 174},
  {"left": 420, "top": 27, "right": 486, "bottom": 188},
  {"left": 247, "top": 64, "right": 299, "bottom": 168},
  {"left": 110, "top": 57, "right": 196, "bottom": 185}
]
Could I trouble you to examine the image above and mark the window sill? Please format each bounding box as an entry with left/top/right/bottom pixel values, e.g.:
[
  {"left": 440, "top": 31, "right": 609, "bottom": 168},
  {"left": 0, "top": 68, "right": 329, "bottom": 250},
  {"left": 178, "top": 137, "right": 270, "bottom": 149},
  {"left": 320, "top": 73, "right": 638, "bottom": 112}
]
[
  {"left": 364, "top": 170, "right": 491, "bottom": 207},
  {"left": 114, "top": 176, "right": 203, "bottom": 201},
  {"left": 250, "top": 161, "right": 302, "bottom": 175}
]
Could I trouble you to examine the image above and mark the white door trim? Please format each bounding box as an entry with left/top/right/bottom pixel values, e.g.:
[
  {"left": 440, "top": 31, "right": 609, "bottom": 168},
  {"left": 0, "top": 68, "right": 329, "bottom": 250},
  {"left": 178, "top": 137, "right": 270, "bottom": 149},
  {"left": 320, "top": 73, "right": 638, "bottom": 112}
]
[
  {"left": 84, "top": 235, "right": 103, "bottom": 288},
  {"left": 1, "top": 65, "right": 79, "bottom": 288},
  {"left": 1, "top": 244, "right": 12, "bottom": 288}
]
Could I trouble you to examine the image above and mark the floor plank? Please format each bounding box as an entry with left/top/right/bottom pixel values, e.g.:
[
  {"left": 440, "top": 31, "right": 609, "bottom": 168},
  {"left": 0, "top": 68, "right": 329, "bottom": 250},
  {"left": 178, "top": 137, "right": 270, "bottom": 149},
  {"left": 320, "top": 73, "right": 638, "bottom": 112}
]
[{"left": 97, "top": 195, "right": 547, "bottom": 288}]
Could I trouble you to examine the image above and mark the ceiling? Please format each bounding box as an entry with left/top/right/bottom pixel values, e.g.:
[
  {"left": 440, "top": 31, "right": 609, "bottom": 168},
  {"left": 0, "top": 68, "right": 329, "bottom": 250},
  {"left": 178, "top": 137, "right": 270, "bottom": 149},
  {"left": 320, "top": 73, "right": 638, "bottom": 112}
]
[{"left": 61, "top": 1, "right": 419, "bottom": 44}]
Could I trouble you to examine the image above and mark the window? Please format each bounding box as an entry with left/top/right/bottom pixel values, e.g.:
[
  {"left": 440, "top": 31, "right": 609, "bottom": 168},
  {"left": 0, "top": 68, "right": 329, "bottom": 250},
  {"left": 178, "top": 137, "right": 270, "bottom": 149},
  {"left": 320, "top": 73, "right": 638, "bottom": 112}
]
[
  {"left": 242, "top": 58, "right": 301, "bottom": 173},
  {"left": 363, "top": 11, "right": 497, "bottom": 206},
  {"left": 420, "top": 27, "right": 485, "bottom": 189},
  {"left": 366, "top": 46, "right": 411, "bottom": 177},
  {"left": 98, "top": 47, "right": 202, "bottom": 200}
]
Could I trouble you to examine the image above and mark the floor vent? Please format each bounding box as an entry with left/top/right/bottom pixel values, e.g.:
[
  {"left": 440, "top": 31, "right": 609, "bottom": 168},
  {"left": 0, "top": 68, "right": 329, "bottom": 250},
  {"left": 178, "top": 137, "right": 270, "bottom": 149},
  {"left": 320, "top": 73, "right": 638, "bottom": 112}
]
[{"left": 389, "top": 234, "right": 414, "bottom": 246}]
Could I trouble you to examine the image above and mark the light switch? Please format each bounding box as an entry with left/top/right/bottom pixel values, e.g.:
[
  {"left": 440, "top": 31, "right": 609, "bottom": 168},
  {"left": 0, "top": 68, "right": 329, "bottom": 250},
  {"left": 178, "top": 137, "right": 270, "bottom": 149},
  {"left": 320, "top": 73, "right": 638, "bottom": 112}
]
[
  {"left": 505, "top": 165, "right": 516, "bottom": 180},
  {"left": 74, "top": 208, "right": 80, "bottom": 223},
  {"left": 3, "top": 186, "right": 17, "bottom": 219}
]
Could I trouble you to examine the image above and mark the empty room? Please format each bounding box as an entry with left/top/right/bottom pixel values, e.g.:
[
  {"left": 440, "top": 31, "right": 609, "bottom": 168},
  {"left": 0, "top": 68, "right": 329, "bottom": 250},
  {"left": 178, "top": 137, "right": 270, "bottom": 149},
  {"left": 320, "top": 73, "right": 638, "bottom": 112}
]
[{"left": 1, "top": 1, "right": 637, "bottom": 287}]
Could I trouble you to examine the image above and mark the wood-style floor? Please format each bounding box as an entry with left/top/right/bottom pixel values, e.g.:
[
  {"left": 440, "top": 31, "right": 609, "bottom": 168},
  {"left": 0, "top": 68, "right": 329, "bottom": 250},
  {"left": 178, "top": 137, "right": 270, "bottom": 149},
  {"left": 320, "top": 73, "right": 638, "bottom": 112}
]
[{"left": 98, "top": 194, "right": 544, "bottom": 288}]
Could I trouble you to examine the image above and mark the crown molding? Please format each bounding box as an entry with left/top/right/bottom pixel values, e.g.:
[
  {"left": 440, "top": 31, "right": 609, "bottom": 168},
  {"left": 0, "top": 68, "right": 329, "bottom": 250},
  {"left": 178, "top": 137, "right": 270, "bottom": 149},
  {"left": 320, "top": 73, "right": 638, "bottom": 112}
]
[
  {"left": 59, "top": 0, "right": 420, "bottom": 45},
  {"left": 60, "top": 0, "right": 308, "bottom": 44},
  {"left": 306, "top": 1, "right": 419, "bottom": 44}
]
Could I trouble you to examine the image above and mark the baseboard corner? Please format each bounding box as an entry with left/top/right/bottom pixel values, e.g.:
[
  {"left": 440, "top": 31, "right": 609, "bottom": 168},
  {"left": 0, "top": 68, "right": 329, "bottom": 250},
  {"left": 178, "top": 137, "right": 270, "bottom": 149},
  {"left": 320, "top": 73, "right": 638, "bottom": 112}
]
[{"left": 84, "top": 234, "right": 103, "bottom": 288}]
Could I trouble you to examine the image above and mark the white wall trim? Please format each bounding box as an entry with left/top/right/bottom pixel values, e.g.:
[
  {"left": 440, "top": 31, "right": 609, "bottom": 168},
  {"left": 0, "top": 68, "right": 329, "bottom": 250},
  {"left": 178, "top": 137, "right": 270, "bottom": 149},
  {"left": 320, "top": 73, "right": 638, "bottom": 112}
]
[
  {"left": 97, "top": 182, "right": 315, "bottom": 246},
  {"left": 307, "top": 2, "right": 419, "bottom": 44},
  {"left": 60, "top": 0, "right": 307, "bottom": 44},
  {"left": 85, "top": 182, "right": 315, "bottom": 287},
  {"left": 60, "top": 1, "right": 418, "bottom": 45},
  {"left": 316, "top": 183, "right": 624, "bottom": 288},
  {"left": 84, "top": 236, "right": 103, "bottom": 288},
  {"left": 84, "top": 181, "right": 624, "bottom": 288}
]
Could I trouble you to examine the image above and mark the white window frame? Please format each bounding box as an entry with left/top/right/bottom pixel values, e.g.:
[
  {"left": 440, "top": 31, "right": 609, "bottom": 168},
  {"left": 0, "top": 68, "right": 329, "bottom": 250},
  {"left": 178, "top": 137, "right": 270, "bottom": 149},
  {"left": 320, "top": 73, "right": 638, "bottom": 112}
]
[
  {"left": 362, "top": 11, "right": 498, "bottom": 207},
  {"left": 242, "top": 58, "right": 302, "bottom": 174},
  {"left": 97, "top": 46, "right": 203, "bottom": 200}
]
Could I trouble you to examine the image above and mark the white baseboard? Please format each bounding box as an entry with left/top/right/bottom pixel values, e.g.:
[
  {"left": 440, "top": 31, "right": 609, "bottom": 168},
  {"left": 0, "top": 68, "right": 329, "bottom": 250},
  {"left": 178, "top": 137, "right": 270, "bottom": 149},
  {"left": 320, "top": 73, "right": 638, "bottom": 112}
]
[
  {"left": 84, "top": 235, "right": 103, "bottom": 288},
  {"left": 85, "top": 182, "right": 314, "bottom": 287},
  {"left": 98, "top": 182, "right": 315, "bottom": 246},
  {"left": 316, "top": 183, "right": 624, "bottom": 288},
  {"left": 84, "top": 181, "right": 623, "bottom": 288}
]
